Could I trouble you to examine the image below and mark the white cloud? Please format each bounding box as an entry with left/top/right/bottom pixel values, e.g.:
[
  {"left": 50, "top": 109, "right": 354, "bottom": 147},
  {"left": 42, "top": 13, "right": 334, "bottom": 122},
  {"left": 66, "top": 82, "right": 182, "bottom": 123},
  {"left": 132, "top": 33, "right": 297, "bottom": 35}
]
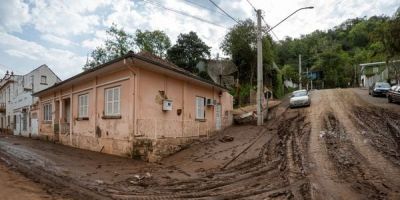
[
  {"left": 41, "top": 34, "right": 75, "bottom": 46},
  {"left": 81, "top": 30, "right": 107, "bottom": 49},
  {"left": 30, "top": 0, "right": 104, "bottom": 36},
  {"left": 0, "top": 32, "right": 86, "bottom": 79},
  {"left": 0, "top": 0, "right": 30, "bottom": 32}
]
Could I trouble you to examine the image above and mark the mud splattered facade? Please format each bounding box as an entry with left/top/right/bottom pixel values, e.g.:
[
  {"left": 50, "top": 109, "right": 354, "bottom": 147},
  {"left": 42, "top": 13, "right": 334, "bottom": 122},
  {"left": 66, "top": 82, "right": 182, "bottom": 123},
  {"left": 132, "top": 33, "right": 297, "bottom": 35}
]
[{"left": 34, "top": 52, "right": 233, "bottom": 161}]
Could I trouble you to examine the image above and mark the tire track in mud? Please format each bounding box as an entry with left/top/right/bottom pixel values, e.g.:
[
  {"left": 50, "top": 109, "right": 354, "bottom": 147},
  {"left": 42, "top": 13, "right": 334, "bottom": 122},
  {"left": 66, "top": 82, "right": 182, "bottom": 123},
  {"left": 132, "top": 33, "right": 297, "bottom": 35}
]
[
  {"left": 323, "top": 112, "right": 390, "bottom": 199},
  {"left": 351, "top": 105, "right": 400, "bottom": 166},
  {"left": 331, "top": 89, "right": 400, "bottom": 196},
  {"left": 104, "top": 108, "right": 313, "bottom": 200},
  {"left": 307, "top": 90, "right": 360, "bottom": 200}
]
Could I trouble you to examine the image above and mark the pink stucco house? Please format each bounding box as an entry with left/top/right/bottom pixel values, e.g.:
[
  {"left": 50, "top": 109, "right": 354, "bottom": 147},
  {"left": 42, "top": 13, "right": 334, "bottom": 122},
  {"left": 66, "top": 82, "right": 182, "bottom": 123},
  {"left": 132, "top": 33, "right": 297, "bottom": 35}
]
[{"left": 34, "top": 51, "right": 233, "bottom": 161}]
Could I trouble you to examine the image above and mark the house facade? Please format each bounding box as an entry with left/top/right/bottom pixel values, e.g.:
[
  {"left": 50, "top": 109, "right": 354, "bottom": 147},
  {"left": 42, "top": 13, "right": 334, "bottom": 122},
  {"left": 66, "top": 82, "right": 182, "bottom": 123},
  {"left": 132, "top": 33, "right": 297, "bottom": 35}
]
[
  {"left": 34, "top": 52, "right": 233, "bottom": 162},
  {"left": 0, "top": 65, "right": 60, "bottom": 136}
]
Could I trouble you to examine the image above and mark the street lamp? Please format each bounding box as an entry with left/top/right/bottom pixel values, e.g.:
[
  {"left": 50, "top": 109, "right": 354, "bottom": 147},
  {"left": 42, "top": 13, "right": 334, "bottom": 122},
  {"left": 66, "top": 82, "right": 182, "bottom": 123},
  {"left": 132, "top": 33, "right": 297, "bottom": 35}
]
[
  {"left": 266, "top": 6, "right": 314, "bottom": 33},
  {"left": 256, "top": 6, "right": 313, "bottom": 126}
]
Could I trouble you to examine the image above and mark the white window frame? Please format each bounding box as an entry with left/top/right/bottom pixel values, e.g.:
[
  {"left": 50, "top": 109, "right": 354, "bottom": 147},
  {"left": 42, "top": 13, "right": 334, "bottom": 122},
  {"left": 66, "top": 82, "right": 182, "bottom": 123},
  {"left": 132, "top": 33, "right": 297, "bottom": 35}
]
[
  {"left": 41, "top": 75, "right": 47, "bottom": 84},
  {"left": 78, "top": 94, "right": 89, "bottom": 118},
  {"left": 43, "top": 103, "right": 52, "bottom": 122},
  {"left": 104, "top": 87, "right": 120, "bottom": 116},
  {"left": 195, "top": 96, "right": 205, "bottom": 120}
]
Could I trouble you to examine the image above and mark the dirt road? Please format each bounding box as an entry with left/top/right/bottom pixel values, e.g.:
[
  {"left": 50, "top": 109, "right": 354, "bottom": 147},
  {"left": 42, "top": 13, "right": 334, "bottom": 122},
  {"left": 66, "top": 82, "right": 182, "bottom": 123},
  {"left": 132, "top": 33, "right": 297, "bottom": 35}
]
[
  {"left": 0, "top": 88, "right": 400, "bottom": 199},
  {"left": 0, "top": 159, "right": 68, "bottom": 200}
]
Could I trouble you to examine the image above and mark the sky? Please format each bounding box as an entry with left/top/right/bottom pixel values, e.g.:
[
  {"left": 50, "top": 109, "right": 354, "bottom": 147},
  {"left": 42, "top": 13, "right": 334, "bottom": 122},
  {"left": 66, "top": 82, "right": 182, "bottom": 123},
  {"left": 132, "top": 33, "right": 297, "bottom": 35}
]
[{"left": 0, "top": 0, "right": 399, "bottom": 80}]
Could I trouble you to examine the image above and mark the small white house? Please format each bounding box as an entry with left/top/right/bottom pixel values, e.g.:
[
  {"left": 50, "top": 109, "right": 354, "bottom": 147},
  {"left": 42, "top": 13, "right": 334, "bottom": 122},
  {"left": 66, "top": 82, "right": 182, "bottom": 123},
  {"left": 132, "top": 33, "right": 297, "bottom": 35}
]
[{"left": 0, "top": 65, "right": 60, "bottom": 137}]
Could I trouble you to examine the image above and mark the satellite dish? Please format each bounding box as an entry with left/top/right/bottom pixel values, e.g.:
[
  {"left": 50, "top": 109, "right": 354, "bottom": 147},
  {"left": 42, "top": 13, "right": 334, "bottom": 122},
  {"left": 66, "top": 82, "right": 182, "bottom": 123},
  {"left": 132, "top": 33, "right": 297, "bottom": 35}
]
[{"left": 205, "top": 59, "right": 238, "bottom": 89}]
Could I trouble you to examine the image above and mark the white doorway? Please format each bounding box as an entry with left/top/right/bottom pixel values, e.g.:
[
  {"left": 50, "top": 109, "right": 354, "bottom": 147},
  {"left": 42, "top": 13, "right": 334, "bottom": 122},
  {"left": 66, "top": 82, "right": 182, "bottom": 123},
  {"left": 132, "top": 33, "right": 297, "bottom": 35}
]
[{"left": 215, "top": 104, "right": 222, "bottom": 131}]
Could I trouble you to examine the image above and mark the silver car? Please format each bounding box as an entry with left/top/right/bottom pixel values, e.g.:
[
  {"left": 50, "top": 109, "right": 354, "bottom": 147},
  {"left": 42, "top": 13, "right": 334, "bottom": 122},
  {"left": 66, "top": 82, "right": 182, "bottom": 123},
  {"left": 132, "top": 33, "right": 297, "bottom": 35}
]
[{"left": 290, "top": 90, "right": 311, "bottom": 108}]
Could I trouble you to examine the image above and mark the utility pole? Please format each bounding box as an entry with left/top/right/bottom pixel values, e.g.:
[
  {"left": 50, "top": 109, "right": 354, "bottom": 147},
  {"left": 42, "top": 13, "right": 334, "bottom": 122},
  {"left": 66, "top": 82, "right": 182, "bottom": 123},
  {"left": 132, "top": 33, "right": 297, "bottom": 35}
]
[
  {"left": 256, "top": 9, "right": 263, "bottom": 126},
  {"left": 306, "top": 67, "right": 309, "bottom": 90},
  {"left": 299, "top": 54, "right": 302, "bottom": 90}
]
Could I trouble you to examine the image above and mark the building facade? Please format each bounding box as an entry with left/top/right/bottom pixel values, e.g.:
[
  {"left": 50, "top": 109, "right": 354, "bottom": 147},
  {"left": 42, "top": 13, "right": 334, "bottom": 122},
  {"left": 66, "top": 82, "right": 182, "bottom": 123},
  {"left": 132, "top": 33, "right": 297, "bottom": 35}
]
[
  {"left": 0, "top": 65, "right": 60, "bottom": 136},
  {"left": 34, "top": 52, "right": 233, "bottom": 162}
]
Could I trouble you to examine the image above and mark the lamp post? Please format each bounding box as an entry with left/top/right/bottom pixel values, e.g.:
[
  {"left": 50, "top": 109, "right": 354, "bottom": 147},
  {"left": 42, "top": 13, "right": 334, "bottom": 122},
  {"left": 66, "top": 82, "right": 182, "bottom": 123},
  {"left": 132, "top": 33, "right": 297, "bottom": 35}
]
[
  {"left": 265, "top": 6, "right": 314, "bottom": 33},
  {"left": 256, "top": 6, "right": 313, "bottom": 126}
]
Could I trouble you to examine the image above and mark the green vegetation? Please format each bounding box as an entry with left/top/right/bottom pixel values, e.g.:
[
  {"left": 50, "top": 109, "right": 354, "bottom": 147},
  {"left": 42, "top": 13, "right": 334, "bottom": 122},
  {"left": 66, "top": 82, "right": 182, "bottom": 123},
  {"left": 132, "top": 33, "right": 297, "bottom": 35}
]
[{"left": 84, "top": 8, "right": 400, "bottom": 105}]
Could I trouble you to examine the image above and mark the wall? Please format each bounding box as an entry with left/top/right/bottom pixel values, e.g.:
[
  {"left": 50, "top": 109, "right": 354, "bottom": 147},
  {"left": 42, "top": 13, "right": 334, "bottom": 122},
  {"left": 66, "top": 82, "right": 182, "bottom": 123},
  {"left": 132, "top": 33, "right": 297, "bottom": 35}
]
[
  {"left": 37, "top": 59, "right": 234, "bottom": 161},
  {"left": 38, "top": 66, "right": 135, "bottom": 157}
]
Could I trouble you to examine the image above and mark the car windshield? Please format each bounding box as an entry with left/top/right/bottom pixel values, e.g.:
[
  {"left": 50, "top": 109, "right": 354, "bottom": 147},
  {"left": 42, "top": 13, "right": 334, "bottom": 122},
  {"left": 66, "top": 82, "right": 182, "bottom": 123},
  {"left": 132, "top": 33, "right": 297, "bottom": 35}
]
[
  {"left": 293, "top": 91, "right": 307, "bottom": 97},
  {"left": 376, "top": 82, "right": 390, "bottom": 88}
]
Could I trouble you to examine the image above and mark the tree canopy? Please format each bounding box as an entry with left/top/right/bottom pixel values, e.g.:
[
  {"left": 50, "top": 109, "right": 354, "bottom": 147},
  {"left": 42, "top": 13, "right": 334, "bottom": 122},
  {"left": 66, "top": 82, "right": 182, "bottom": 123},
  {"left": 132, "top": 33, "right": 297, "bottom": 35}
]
[
  {"left": 135, "top": 30, "right": 171, "bottom": 58},
  {"left": 167, "top": 31, "right": 211, "bottom": 73}
]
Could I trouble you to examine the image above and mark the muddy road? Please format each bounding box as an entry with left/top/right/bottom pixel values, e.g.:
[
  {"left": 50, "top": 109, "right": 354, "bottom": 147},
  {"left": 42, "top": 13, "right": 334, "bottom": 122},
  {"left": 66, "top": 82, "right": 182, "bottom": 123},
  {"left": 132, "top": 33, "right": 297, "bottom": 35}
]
[{"left": 1, "top": 88, "right": 400, "bottom": 199}]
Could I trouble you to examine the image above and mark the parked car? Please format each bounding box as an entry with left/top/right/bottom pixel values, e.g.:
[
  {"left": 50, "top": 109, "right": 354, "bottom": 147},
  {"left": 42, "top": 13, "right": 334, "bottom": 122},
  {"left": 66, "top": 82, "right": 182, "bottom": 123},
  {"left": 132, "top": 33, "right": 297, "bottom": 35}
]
[
  {"left": 369, "top": 82, "right": 391, "bottom": 97},
  {"left": 387, "top": 85, "right": 400, "bottom": 103},
  {"left": 290, "top": 90, "right": 311, "bottom": 108}
]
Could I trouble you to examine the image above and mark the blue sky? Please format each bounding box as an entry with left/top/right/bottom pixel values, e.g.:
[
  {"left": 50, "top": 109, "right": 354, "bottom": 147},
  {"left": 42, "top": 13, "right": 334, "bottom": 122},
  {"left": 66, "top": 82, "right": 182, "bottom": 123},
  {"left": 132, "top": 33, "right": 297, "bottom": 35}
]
[{"left": 0, "top": 0, "right": 399, "bottom": 79}]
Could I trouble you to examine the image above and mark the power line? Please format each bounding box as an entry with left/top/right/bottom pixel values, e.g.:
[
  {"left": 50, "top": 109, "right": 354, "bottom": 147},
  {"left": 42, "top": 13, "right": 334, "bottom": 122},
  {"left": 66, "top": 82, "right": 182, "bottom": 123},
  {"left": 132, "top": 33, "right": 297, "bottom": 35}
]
[
  {"left": 140, "top": 0, "right": 227, "bottom": 29},
  {"left": 245, "top": 0, "right": 257, "bottom": 12},
  {"left": 208, "top": 0, "right": 240, "bottom": 24},
  {"left": 244, "top": 0, "right": 279, "bottom": 41},
  {"left": 261, "top": 16, "right": 280, "bottom": 41},
  {"left": 179, "top": 0, "right": 225, "bottom": 16}
]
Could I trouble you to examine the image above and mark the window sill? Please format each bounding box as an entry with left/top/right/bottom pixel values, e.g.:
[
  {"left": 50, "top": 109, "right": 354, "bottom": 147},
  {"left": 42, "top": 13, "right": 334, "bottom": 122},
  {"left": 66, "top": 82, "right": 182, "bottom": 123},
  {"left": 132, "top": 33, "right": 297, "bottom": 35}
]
[
  {"left": 195, "top": 118, "right": 206, "bottom": 122},
  {"left": 76, "top": 117, "right": 89, "bottom": 121},
  {"left": 40, "top": 83, "right": 48, "bottom": 85},
  {"left": 42, "top": 121, "right": 52, "bottom": 124},
  {"left": 102, "top": 115, "right": 121, "bottom": 119}
]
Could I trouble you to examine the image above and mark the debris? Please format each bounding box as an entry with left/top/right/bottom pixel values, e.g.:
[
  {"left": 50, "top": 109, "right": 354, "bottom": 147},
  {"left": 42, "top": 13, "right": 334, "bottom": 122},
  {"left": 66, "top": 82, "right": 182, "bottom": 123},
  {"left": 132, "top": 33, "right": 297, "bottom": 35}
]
[
  {"left": 219, "top": 135, "right": 234, "bottom": 143},
  {"left": 95, "top": 180, "right": 104, "bottom": 185}
]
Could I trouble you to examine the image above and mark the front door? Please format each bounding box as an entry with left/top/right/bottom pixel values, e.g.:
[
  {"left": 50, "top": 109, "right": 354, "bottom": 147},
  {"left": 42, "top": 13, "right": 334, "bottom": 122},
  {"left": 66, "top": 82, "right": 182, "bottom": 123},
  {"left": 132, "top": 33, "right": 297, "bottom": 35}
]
[
  {"left": 215, "top": 104, "right": 222, "bottom": 131},
  {"left": 62, "top": 98, "right": 71, "bottom": 134},
  {"left": 31, "top": 112, "right": 38, "bottom": 137}
]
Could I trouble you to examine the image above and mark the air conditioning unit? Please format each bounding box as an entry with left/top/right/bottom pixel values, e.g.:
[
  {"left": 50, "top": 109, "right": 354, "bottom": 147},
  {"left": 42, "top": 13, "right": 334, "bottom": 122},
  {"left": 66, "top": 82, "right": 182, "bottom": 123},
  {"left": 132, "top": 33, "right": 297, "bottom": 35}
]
[
  {"left": 206, "top": 98, "right": 216, "bottom": 106},
  {"left": 162, "top": 99, "right": 173, "bottom": 111}
]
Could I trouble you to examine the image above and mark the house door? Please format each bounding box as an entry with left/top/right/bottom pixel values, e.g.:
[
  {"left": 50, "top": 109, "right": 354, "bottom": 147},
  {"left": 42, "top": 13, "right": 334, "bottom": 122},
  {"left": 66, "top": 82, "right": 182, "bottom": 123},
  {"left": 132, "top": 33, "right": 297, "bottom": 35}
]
[
  {"left": 62, "top": 98, "right": 71, "bottom": 134},
  {"left": 31, "top": 113, "right": 38, "bottom": 137},
  {"left": 215, "top": 104, "right": 222, "bottom": 131}
]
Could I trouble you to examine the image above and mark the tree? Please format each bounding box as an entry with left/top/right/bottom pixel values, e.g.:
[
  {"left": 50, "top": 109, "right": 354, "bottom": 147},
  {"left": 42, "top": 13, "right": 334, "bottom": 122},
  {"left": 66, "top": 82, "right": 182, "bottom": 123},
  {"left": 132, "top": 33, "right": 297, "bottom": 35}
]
[
  {"left": 167, "top": 31, "right": 211, "bottom": 73},
  {"left": 221, "top": 19, "right": 257, "bottom": 84},
  {"left": 135, "top": 30, "right": 171, "bottom": 58},
  {"left": 84, "top": 24, "right": 134, "bottom": 70}
]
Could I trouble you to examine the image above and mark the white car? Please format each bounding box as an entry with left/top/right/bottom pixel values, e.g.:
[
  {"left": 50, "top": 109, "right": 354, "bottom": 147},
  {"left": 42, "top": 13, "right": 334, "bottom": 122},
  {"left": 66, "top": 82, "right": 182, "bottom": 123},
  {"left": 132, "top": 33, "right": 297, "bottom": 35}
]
[{"left": 290, "top": 90, "right": 311, "bottom": 108}]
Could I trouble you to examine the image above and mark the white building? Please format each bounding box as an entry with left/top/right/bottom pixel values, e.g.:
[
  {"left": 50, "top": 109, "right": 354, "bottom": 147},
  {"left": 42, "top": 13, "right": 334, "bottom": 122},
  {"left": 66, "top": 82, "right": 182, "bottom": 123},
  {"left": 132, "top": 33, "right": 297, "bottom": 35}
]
[{"left": 0, "top": 65, "right": 60, "bottom": 137}]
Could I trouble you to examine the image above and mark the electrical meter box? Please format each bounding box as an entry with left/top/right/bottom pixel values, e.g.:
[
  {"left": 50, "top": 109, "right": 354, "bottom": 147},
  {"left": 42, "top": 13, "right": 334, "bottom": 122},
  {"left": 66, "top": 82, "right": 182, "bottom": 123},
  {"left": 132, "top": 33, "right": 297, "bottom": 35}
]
[{"left": 162, "top": 99, "right": 173, "bottom": 111}]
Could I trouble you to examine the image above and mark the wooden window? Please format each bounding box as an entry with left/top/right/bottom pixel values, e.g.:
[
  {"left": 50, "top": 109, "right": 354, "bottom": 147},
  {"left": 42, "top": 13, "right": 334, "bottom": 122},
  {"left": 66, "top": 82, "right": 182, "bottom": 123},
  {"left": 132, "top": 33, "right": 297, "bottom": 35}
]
[
  {"left": 195, "top": 96, "right": 205, "bottom": 120},
  {"left": 43, "top": 103, "right": 52, "bottom": 122},
  {"left": 104, "top": 87, "right": 120, "bottom": 116},
  {"left": 78, "top": 94, "right": 89, "bottom": 118}
]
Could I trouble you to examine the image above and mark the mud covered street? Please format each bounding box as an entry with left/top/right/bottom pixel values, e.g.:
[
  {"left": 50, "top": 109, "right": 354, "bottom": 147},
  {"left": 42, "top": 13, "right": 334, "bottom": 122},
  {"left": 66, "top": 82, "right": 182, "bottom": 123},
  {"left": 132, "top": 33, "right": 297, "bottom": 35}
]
[
  {"left": 1, "top": 88, "right": 400, "bottom": 199},
  {"left": 0, "top": 159, "right": 68, "bottom": 200}
]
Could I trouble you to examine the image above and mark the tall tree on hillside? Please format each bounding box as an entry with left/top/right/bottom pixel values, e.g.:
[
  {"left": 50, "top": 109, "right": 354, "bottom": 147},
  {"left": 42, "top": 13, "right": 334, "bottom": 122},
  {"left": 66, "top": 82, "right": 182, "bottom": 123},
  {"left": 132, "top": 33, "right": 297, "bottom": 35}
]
[
  {"left": 167, "top": 31, "right": 211, "bottom": 73},
  {"left": 135, "top": 30, "right": 171, "bottom": 58},
  {"left": 84, "top": 24, "right": 134, "bottom": 70},
  {"left": 221, "top": 19, "right": 257, "bottom": 84}
]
